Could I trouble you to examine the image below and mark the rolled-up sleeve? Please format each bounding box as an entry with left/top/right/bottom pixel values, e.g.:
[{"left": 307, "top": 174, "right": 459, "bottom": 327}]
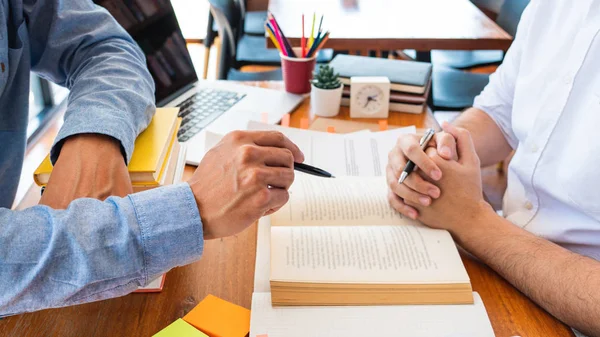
[
  {"left": 23, "top": 0, "right": 156, "bottom": 163},
  {"left": 472, "top": 2, "right": 536, "bottom": 150},
  {"left": 0, "top": 183, "right": 203, "bottom": 316}
]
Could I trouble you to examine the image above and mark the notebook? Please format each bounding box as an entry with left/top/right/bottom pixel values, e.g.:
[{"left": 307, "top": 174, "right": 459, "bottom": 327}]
[
  {"left": 269, "top": 174, "right": 473, "bottom": 306},
  {"left": 34, "top": 108, "right": 180, "bottom": 186},
  {"left": 328, "top": 54, "right": 432, "bottom": 94}
]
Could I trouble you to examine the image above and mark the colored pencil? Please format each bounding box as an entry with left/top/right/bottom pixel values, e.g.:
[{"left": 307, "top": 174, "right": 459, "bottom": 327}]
[
  {"left": 269, "top": 12, "right": 296, "bottom": 57},
  {"left": 269, "top": 17, "right": 288, "bottom": 56},
  {"left": 308, "top": 12, "right": 316, "bottom": 49},
  {"left": 265, "top": 23, "right": 282, "bottom": 53},
  {"left": 301, "top": 14, "right": 306, "bottom": 57},
  {"left": 312, "top": 32, "right": 330, "bottom": 56},
  {"left": 307, "top": 31, "right": 329, "bottom": 58},
  {"left": 317, "top": 15, "right": 324, "bottom": 35},
  {"left": 306, "top": 29, "right": 323, "bottom": 57}
]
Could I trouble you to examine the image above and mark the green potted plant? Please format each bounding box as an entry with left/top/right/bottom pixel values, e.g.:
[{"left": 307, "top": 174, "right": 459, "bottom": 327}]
[{"left": 310, "top": 65, "right": 343, "bottom": 117}]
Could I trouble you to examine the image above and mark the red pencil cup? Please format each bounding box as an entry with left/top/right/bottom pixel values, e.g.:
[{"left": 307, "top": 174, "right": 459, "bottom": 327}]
[{"left": 281, "top": 47, "right": 316, "bottom": 94}]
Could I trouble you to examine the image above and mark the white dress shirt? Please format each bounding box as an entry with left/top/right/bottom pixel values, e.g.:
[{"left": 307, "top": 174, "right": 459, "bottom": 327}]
[{"left": 473, "top": 0, "right": 600, "bottom": 259}]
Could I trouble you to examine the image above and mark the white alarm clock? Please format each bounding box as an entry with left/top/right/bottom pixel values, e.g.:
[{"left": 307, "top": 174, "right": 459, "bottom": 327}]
[{"left": 349, "top": 76, "right": 391, "bottom": 118}]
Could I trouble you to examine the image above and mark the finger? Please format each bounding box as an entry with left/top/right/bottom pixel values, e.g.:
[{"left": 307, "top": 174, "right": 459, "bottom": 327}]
[
  {"left": 441, "top": 122, "right": 479, "bottom": 165},
  {"left": 403, "top": 173, "right": 441, "bottom": 199},
  {"left": 387, "top": 190, "right": 418, "bottom": 220},
  {"left": 256, "top": 146, "right": 295, "bottom": 168},
  {"left": 251, "top": 131, "right": 305, "bottom": 163},
  {"left": 434, "top": 132, "right": 458, "bottom": 160},
  {"left": 262, "top": 167, "right": 295, "bottom": 189},
  {"left": 388, "top": 147, "right": 407, "bottom": 177},
  {"left": 266, "top": 188, "right": 290, "bottom": 214},
  {"left": 387, "top": 166, "right": 432, "bottom": 206},
  {"left": 399, "top": 136, "right": 442, "bottom": 180}
]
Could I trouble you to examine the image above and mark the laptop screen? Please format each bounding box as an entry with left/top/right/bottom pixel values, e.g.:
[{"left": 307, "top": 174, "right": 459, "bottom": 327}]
[{"left": 95, "top": 0, "right": 198, "bottom": 103}]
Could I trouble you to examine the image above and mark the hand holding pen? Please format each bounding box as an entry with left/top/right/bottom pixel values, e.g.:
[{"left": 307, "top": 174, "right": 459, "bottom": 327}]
[{"left": 387, "top": 125, "right": 458, "bottom": 217}]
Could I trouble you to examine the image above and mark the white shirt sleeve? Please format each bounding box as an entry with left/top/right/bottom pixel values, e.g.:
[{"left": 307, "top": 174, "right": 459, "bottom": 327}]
[{"left": 473, "top": 2, "right": 537, "bottom": 149}]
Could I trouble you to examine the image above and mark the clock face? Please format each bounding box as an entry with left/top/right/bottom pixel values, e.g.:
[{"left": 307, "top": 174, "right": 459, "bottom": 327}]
[{"left": 355, "top": 85, "right": 385, "bottom": 115}]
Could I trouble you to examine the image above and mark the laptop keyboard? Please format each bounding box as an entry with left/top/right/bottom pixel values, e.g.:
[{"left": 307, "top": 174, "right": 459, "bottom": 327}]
[{"left": 176, "top": 88, "right": 246, "bottom": 142}]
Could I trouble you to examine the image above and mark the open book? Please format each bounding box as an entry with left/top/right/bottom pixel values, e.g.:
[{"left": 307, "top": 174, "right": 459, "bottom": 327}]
[{"left": 270, "top": 174, "right": 473, "bottom": 306}]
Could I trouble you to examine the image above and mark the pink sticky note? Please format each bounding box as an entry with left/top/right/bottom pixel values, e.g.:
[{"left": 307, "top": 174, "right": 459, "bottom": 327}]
[
  {"left": 281, "top": 113, "right": 290, "bottom": 127},
  {"left": 256, "top": 335, "right": 269, "bottom": 337},
  {"left": 261, "top": 112, "right": 269, "bottom": 123}
]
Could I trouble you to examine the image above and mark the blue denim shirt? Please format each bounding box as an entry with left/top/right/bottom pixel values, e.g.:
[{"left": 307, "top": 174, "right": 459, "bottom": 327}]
[{"left": 0, "top": 0, "right": 204, "bottom": 316}]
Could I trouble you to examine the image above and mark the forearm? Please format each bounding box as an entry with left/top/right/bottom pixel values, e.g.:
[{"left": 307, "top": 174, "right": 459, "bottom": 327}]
[
  {"left": 452, "top": 108, "right": 513, "bottom": 167},
  {"left": 24, "top": 0, "right": 155, "bottom": 163},
  {"left": 0, "top": 184, "right": 203, "bottom": 316},
  {"left": 456, "top": 209, "right": 600, "bottom": 336}
]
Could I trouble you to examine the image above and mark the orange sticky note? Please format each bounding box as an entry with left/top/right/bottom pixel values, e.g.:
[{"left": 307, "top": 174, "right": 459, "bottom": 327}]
[
  {"left": 379, "top": 120, "right": 388, "bottom": 131},
  {"left": 183, "top": 295, "right": 250, "bottom": 337},
  {"left": 261, "top": 112, "right": 269, "bottom": 123},
  {"left": 326, "top": 126, "right": 335, "bottom": 133},
  {"left": 281, "top": 113, "right": 290, "bottom": 127},
  {"left": 300, "top": 118, "right": 309, "bottom": 129}
]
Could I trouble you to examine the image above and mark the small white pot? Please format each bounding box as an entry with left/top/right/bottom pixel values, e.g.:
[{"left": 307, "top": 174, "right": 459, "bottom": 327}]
[{"left": 310, "top": 84, "right": 343, "bottom": 117}]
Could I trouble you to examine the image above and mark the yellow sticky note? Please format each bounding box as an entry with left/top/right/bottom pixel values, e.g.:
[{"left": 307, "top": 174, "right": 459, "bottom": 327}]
[
  {"left": 153, "top": 319, "right": 208, "bottom": 337},
  {"left": 183, "top": 295, "right": 250, "bottom": 337}
]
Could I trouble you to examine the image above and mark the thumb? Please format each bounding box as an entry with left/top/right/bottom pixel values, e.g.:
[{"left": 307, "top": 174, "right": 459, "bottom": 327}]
[
  {"left": 434, "top": 132, "right": 457, "bottom": 160},
  {"left": 441, "top": 122, "right": 478, "bottom": 165}
]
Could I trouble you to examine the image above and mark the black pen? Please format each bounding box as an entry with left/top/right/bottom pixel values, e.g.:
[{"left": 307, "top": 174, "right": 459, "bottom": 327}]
[
  {"left": 398, "top": 128, "right": 436, "bottom": 184},
  {"left": 294, "top": 162, "right": 335, "bottom": 178}
]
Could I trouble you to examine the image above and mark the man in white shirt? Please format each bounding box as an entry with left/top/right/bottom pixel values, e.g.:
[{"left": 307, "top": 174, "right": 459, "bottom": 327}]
[{"left": 387, "top": 0, "right": 600, "bottom": 335}]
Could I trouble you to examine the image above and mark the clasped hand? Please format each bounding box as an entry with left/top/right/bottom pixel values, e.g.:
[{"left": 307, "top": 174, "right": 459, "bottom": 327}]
[{"left": 386, "top": 123, "right": 492, "bottom": 236}]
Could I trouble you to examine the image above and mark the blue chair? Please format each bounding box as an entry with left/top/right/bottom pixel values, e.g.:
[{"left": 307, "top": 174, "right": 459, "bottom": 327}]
[
  {"left": 209, "top": 0, "right": 333, "bottom": 80},
  {"left": 432, "top": 65, "right": 490, "bottom": 110},
  {"left": 430, "top": 0, "right": 529, "bottom": 69}
]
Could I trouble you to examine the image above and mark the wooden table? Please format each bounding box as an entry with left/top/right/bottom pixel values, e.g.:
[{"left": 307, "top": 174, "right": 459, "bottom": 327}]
[
  {"left": 267, "top": 0, "right": 513, "bottom": 59},
  {"left": 2, "top": 82, "right": 572, "bottom": 337}
]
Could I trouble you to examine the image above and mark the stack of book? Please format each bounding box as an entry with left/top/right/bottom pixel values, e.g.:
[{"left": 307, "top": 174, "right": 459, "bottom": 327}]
[
  {"left": 33, "top": 108, "right": 185, "bottom": 292},
  {"left": 329, "top": 54, "right": 432, "bottom": 114},
  {"left": 97, "top": 0, "right": 171, "bottom": 30},
  {"left": 34, "top": 108, "right": 185, "bottom": 193}
]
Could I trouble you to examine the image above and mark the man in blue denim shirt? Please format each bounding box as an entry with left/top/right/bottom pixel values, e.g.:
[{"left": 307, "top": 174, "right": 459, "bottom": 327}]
[{"left": 0, "top": 0, "right": 303, "bottom": 316}]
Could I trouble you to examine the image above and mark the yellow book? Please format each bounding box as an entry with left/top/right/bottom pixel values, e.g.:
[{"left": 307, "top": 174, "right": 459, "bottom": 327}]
[{"left": 34, "top": 108, "right": 180, "bottom": 186}]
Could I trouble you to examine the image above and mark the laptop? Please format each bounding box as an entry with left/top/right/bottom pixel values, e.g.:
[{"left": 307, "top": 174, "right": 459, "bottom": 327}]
[{"left": 96, "top": 1, "right": 304, "bottom": 165}]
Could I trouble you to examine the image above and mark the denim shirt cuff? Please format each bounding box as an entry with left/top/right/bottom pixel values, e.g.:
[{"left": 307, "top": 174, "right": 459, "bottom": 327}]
[
  {"left": 128, "top": 183, "right": 204, "bottom": 285},
  {"left": 49, "top": 110, "right": 136, "bottom": 164}
]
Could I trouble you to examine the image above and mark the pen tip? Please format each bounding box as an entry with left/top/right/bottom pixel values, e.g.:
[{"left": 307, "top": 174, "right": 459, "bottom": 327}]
[{"left": 398, "top": 172, "right": 407, "bottom": 184}]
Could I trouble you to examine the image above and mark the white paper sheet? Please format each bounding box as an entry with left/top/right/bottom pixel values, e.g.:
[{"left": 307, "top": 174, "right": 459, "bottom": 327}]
[
  {"left": 246, "top": 121, "right": 415, "bottom": 176},
  {"left": 250, "top": 292, "right": 495, "bottom": 337}
]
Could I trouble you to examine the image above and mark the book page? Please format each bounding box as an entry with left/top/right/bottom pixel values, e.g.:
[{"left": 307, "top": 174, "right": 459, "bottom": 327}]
[
  {"left": 271, "top": 174, "right": 415, "bottom": 227},
  {"left": 271, "top": 225, "right": 469, "bottom": 284},
  {"left": 250, "top": 292, "right": 495, "bottom": 337}
]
